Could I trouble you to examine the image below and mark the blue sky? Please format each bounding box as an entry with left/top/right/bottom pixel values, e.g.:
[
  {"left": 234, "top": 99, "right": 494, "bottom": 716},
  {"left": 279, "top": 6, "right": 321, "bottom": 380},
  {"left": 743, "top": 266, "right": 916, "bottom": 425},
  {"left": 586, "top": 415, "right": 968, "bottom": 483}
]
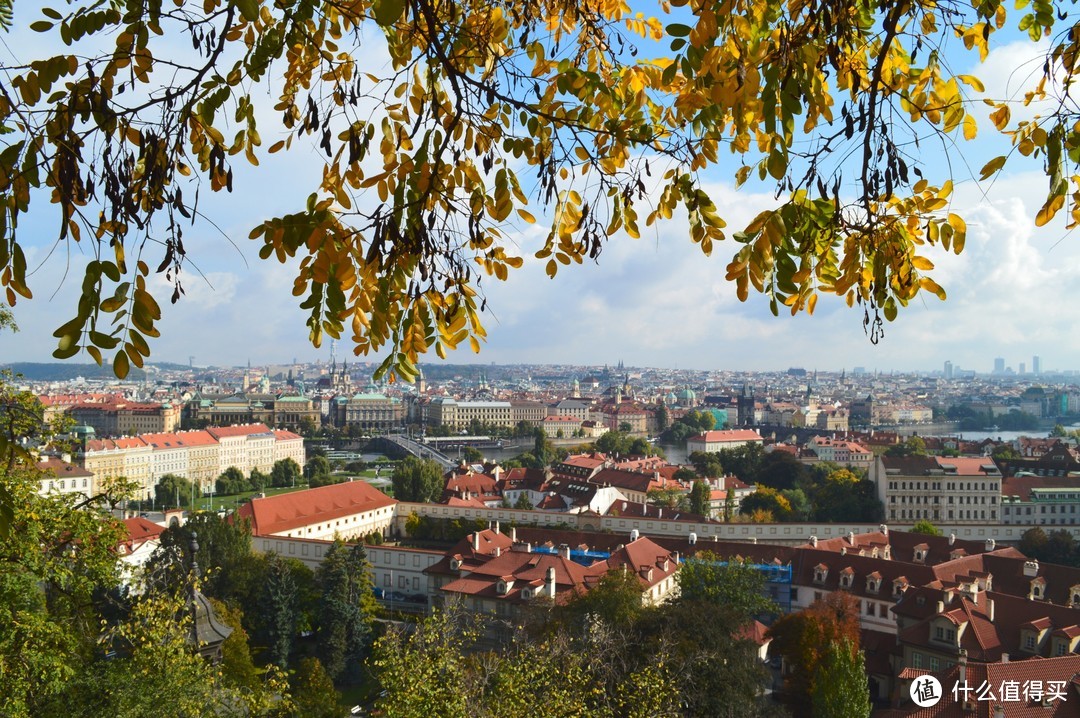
[{"left": 4, "top": 13, "right": 1080, "bottom": 374}]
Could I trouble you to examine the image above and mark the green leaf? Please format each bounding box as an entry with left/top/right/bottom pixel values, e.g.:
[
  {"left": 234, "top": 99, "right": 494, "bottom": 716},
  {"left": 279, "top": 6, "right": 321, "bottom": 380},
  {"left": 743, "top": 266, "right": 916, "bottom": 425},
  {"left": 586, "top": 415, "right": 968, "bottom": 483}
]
[
  {"left": 767, "top": 147, "right": 787, "bottom": 181},
  {"left": 234, "top": 0, "right": 259, "bottom": 22},
  {"left": 30, "top": 20, "right": 53, "bottom": 32},
  {"left": 667, "top": 23, "right": 692, "bottom": 37},
  {"left": 373, "top": 0, "right": 405, "bottom": 27},
  {"left": 113, "top": 350, "right": 130, "bottom": 379}
]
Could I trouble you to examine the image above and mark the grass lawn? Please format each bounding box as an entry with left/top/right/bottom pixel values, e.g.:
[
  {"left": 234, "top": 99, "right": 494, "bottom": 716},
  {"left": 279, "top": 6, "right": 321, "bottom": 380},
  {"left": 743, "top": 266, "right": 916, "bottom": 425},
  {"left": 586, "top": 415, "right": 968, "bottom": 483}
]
[{"left": 185, "top": 474, "right": 392, "bottom": 512}]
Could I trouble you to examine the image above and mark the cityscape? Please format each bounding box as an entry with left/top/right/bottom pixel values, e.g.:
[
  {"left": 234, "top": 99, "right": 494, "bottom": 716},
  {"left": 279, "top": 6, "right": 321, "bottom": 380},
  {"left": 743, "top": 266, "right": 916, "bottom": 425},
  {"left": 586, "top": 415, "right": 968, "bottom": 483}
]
[{"left": 8, "top": 347, "right": 1080, "bottom": 716}]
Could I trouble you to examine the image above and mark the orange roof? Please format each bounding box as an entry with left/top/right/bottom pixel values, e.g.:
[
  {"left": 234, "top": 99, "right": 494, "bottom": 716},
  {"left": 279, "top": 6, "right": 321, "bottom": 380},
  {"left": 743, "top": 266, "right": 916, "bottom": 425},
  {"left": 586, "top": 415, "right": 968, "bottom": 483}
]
[
  {"left": 86, "top": 437, "right": 149, "bottom": 451},
  {"left": 122, "top": 516, "right": 165, "bottom": 544},
  {"left": 237, "top": 481, "right": 396, "bottom": 536},
  {"left": 273, "top": 429, "right": 303, "bottom": 441}
]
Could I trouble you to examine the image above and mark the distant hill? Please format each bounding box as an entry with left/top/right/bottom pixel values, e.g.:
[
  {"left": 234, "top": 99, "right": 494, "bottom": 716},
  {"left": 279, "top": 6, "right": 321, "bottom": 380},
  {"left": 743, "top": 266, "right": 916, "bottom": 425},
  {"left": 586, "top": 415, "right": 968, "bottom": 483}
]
[{"left": 2, "top": 362, "right": 148, "bottom": 382}]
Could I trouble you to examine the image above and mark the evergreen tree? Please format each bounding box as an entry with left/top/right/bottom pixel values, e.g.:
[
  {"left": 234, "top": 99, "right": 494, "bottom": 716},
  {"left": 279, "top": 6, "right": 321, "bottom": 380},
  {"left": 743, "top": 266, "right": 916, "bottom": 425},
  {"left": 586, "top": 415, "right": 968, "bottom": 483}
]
[
  {"left": 811, "top": 639, "right": 871, "bottom": 718},
  {"left": 270, "top": 458, "right": 302, "bottom": 488},
  {"left": 257, "top": 553, "right": 298, "bottom": 668},
  {"left": 316, "top": 541, "right": 376, "bottom": 684}
]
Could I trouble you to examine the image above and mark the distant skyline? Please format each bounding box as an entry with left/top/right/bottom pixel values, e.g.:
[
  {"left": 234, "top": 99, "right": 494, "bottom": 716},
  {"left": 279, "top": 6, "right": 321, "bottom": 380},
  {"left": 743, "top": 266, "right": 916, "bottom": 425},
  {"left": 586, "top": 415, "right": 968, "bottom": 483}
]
[{"left": 5, "top": 37, "right": 1080, "bottom": 377}]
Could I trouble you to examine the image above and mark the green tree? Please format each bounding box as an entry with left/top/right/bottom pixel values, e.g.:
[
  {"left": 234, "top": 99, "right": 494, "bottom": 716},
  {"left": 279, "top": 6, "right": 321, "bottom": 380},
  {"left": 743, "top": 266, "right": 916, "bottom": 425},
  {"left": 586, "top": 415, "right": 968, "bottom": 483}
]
[
  {"left": 372, "top": 606, "right": 472, "bottom": 718},
  {"left": 304, "top": 456, "right": 332, "bottom": 484},
  {"left": 217, "top": 466, "right": 249, "bottom": 495},
  {"left": 885, "top": 436, "right": 928, "bottom": 457},
  {"left": 1020, "top": 527, "right": 1049, "bottom": 559},
  {"left": 646, "top": 486, "right": 689, "bottom": 511},
  {"left": 257, "top": 552, "right": 298, "bottom": 668},
  {"left": 212, "top": 598, "right": 262, "bottom": 690},
  {"left": 155, "top": 473, "right": 196, "bottom": 508},
  {"left": 688, "top": 479, "right": 711, "bottom": 516},
  {"left": 270, "top": 458, "right": 302, "bottom": 488},
  {"left": 739, "top": 486, "right": 792, "bottom": 520},
  {"left": 461, "top": 446, "right": 484, "bottom": 464},
  {"left": 281, "top": 657, "right": 342, "bottom": 718},
  {"left": 390, "top": 455, "right": 444, "bottom": 502},
  {"left": 811, "top": 639, "right": 871, "bottom": 718},
  {"left": 249, "top": 467, "right": 268, "bottom": 492},
  {"left": 991, "top": 443, "right": 1022, "bottom": 460},
  {"left": 148, "top": 511, "right": 257, "bottom": 603},
  {"left": 513, "top": 493, "right": 534, "bottom": 510},
  {"left": 654, "top": 403, "right": 669, "bottom": 433},
  {"left": 552, "top": 569, "right": 647, "bottom": 631},
  {"left": 533, "top": 428, "right": 553, "bottom": 467},
  {"left": 316, "top": 541, "right": 376, "bottom": 684},
  {"left": 0, "top": 460, "right": 125, "bottom": 716},
  {"left": 688, "top": 451, "right": 724, "bottom": 478},
  {"left": 911, "top": 519, "right": 942, "bottom": 536},
  {"left": 756, "top": 450, "right": 806, "bottom": 490},
  {"left": 677, "top": 552, "right": 778, "bottom": 618}
]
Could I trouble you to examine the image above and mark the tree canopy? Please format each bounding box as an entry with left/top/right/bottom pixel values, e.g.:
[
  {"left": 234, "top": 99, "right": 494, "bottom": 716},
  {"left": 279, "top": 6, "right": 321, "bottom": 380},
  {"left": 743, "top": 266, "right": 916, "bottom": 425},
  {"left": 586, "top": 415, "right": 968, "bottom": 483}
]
[{"left": 3, "top": 0, "right": 1077, "bottom": 377}]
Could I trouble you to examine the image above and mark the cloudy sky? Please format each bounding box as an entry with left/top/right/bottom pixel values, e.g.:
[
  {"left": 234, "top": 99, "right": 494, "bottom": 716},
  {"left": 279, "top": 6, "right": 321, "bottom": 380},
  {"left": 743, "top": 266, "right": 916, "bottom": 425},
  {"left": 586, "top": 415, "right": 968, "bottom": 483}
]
[{"left": 4, "top": 24, "right": 1078, "bottom": 374}]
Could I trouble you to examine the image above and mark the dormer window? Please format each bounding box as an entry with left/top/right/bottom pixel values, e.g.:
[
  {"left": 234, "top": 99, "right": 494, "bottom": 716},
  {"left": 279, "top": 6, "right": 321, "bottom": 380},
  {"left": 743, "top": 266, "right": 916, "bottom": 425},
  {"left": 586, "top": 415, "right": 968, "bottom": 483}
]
[
  {"left": 450, "top": 558, "right": 462, "bottom": 571},
  {"left": 1031, "top": 578, "right": 1046, "bottom": 601},
  {"left": 1069, "top": 585, "right": 1080, "bottom": 608},
  {"left": 866, "top": 574, "right": 882, "bottom": 594},
  {"left": 892, "top": 579, "right": 908, "bottom": 598},
  {"left": 813, "top": 564, "right": 828, "bottom": 584},
  {"left": 839, "top": 569, "right": 854, "bottom": 589},
  {"left": 913, "top": 544, "right": 928, "bottom": 563},
  {"left": 521, "top": 588, "right": 532, "bottom": 600}
]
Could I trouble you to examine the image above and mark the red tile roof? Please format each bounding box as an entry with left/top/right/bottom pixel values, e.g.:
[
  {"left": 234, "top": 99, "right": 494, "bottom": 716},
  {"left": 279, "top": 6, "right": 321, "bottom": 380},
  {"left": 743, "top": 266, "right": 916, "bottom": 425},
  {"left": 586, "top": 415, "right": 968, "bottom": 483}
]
[{"left": 237, "top": 481, "right": 395, "bottom": 536}]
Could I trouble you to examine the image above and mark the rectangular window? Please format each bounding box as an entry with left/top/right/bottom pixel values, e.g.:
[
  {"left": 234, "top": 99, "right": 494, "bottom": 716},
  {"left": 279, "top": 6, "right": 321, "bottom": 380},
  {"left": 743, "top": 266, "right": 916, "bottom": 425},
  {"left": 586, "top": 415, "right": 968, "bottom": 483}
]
[{"left": 912, "top": 652, "right": 923, "bottom": 669}]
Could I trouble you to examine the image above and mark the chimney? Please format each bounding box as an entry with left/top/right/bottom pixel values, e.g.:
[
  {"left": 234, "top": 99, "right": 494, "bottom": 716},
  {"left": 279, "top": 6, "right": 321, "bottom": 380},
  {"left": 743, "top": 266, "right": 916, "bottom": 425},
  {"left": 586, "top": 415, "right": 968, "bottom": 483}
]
[
  {"left": 1000, "top": 651, "right": 1008, "bottom": 663},
  {"left": 958, "top": 651, "right": 967, "bottom": 688},
  {"left": 689, "top": 532, "right": 697, "bottom": 545},
  {"left": 810, "top": 536, "right": 818, "bottom": 547},
  {"left": 988, "top": 598, "right": 995, "bottom": 621},
  {"left": 673, "top": 551, "right": 681, "bottom": 564},
  {"left": 848, "top": 531, "right": 855, "bottom": 545},
  {"left": 560, "top": 544, "right": 570, "bottom": 560},
  {"left": 658, "top": 508, "right": 663, "bottom": 519},
  {"left": 985, "top": 538, "right": 996, "bottom": 552},
  {"left": 472, "top": 532, "right": 480, "bottom": 551},
  {"left": 494, "top": 546, "right": 501, "bottom": 557},
  {"left": 494, "top": 521, "right": 500, "bottom": 534},
  {"left": 1023, "top": 559, "right": 1039, "bottom": 577},
  {"left": 510, "top": 526, "right": 517, "bottom": 542},
  {"left": 879, "top": 523, "right": 888, "bottom": 536},
  {"left": 545, "top": 566, "right": 556, "bottom": 598}
]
